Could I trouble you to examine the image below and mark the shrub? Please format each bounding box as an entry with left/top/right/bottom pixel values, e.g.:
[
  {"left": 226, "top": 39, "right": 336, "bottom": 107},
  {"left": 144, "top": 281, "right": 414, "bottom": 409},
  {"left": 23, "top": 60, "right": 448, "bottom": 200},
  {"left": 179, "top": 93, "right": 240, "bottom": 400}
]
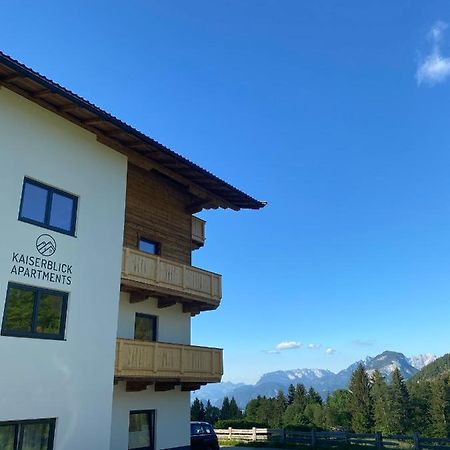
[{"left": 214, "top": 419, "right": 268, "bottom": 429}]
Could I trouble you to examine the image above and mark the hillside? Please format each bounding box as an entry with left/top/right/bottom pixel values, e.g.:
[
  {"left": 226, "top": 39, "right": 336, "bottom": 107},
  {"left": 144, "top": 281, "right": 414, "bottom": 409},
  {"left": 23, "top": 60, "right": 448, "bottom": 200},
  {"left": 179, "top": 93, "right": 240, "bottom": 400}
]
[{"left": 409, "top": 353, "right": 450, "bottom": 383}]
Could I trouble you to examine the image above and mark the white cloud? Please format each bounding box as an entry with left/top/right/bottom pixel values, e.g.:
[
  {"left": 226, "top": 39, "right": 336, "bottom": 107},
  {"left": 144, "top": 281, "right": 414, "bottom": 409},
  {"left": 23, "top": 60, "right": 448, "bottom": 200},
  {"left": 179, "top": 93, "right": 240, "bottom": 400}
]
[
  {"left": 275, "top": 341, "right": 302, "bottom": 351},
  {"left": 325, "top": 347, "right": 336, "bottom": 355},
  {"left": 417, "top": 21, "right": 450, "bottom": 85},
  {"left": 429, "top": 21, "right": 447, "bottom": 42},
  {"left": 263, "top": 350, "right": 281, "bottom": 355},
  {"left": 307, "top": 343, "right": 321, "bottom": 350}
]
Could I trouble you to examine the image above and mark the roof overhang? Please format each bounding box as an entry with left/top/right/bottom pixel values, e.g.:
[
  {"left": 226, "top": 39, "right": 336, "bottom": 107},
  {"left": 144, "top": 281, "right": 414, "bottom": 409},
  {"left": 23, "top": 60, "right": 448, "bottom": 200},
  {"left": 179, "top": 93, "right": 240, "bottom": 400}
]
[{"left": 0, "top": 51, "right": 266, "bottom": 212}]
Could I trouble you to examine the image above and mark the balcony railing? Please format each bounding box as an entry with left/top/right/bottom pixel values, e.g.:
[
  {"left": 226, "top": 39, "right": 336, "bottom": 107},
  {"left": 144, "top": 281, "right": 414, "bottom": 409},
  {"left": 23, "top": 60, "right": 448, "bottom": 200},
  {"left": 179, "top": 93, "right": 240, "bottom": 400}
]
[
  {"left": 121, "top": 247, "right": 222, "bottom": 308},
  {"left": 191, "top": 216, "right": 206, "bottom": 249},
  {"left": 115, "top": 338, "right": 223, "bottom": 383}
]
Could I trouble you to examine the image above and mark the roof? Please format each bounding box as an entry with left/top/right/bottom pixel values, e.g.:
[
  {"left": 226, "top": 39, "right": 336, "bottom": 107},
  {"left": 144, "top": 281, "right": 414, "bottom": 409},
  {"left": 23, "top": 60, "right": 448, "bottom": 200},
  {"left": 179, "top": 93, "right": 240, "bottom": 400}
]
[{"left": 0, "top": 51, "right": 266, "bottom": 212}]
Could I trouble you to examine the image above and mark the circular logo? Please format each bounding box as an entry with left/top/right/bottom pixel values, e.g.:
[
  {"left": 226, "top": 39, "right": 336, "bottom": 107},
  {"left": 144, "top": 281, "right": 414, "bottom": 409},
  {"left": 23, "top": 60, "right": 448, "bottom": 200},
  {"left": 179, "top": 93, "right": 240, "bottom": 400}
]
[{"left": 36, "top": 234, "right": 57, "bottom": 257}]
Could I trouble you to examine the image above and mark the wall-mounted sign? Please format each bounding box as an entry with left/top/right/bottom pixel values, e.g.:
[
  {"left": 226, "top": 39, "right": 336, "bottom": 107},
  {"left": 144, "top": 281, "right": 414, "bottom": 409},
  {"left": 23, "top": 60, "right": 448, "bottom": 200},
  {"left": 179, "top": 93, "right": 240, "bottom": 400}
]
[
  {"left": 10, "top": 234, "right": 73, "bottom": 286},
  {"left": 36, "top": 234, "right": 56, "bottom": 257}
]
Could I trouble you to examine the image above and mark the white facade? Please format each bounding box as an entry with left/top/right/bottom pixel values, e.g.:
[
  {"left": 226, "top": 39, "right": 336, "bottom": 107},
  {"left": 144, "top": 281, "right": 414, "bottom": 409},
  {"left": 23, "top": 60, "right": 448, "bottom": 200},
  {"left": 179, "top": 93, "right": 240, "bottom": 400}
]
[
  {"left": 113, "top": 294, "right": 192, "bottom": 449},
  {"left": 0, "top": 86, "right": 128, "bottom": 450},
  {"left": 111, "top": 384, "right": 190, "bottom": 450},
  {"left": 117, "top": 292, "right": 190, "bottom": 345}
]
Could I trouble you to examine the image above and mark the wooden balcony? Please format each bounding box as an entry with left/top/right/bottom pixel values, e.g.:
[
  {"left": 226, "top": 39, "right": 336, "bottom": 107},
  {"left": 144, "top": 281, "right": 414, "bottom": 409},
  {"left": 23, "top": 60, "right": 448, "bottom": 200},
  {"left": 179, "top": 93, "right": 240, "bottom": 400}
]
[
  {"left": 191, "top": 216, "right": 206, "bottom": 250},
  {"left": 115, "top": 338, "right": 223, "bottom": 391},
  {"left": 121, "top": 248, "right": 222, "bottom": 313}
]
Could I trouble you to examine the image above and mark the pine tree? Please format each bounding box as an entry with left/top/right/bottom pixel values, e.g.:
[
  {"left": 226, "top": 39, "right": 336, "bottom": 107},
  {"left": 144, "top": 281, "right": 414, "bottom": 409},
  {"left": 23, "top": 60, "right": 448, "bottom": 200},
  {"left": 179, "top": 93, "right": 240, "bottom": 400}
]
[
  {"left": 245, "top": 396, "right": 263, "bottom": 423},
  {"left": 307, "top": 387, "right": 323, "bottom": 405},
  {"left": 294, "top": 384, "right": 308, "bottom": 411},
  {"left": 429, "top": 376, "right": 450, "bottom": 437},
  {"left": 388, "top": 368, "right": 410, "bottom": 433},
  {"left": 288, "top": 384, "right": 296, "bottom": 405},
  {"left": 409, "top": 381, "right": 431, "bottom": 434},
  {"left": 273, "top": 390, "right": 287, "bottom": 428},
  {"left": 220, "top": 396, "right": 231, "bottom": 420},
  {"left": 304, "top": 403, "right": 325, "bottom": 428},
  {"left": 204, "top": 400, "right": 220, "bottom": 425},
  {"left": 191, "top": 398, "right": 205, "bottom": 421},
  {"left": 349, "top": 363, "right": 373, "bottom": 432},
  {"left": 283, "top": 402, "right": 308, "bottom": 427},
  {"left": 325, "top": 389, "right": 352, "bottom": 430},
  {"left": 371, "top": 370, "right": 390, "bottom": 433},
  {"left": 229, "top": 397, "right": 242, "bottom": 420}
]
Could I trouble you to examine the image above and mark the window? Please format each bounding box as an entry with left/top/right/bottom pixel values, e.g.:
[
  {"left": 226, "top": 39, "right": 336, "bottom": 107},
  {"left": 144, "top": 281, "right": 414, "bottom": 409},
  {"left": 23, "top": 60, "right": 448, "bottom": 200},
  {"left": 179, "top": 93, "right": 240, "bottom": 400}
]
[
  {"left": 190, "top": 423, "right": 213, "bottom": 435},
  {"left": 19, "top": 178, "right": 78, "bottom": 236},
  {"left": 134, "top": 314, "right": 157, "bottom": 342},
  {"left": 138, "top": 238, "right": 159, "bottom": 255},
  {"left": 1, "top": 283, "right": 68, "bottom": 340},
  {"left": 129, "top": 411, "right": 155, "bottom": 450},
  {"left": 0, "top": 418, "right": 55, "bottom": 450}
]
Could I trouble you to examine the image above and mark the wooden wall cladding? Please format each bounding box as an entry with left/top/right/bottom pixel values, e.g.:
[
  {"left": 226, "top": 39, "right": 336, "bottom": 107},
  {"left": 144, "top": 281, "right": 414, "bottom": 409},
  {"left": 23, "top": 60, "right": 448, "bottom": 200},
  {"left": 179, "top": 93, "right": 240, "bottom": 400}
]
[{"left": 124, "top": 163, "right": 192, "bottom": 265}]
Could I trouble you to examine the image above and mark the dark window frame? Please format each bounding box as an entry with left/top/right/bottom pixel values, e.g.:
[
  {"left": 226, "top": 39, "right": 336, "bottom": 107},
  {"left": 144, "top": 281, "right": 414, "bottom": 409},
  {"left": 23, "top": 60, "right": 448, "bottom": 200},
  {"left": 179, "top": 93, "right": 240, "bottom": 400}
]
[
  {"left": 18, "top": 177, "right": 78, "bottom": 237},
  {"left": 138, "top": 237, "right": 160, "bottom": 255},
  {"left": 128, "top": 410, "right": 156, "bottom": 450},
  {"left": 1, "top": 282, "right": 68, "bottom": 341},
  {"left": 134, "top": 313, "right": 158, "bottom": 342},
  {"left": 0, "top": 418, "right": 56, "bottom": 450}
]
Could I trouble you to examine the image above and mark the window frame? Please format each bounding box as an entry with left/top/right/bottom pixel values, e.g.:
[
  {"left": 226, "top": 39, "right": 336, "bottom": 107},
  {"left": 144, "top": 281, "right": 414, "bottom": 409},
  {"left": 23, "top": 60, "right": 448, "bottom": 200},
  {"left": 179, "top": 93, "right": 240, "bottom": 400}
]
[
  {"left": 138, "top": 237, "right": 160, "bottom": 255},
  {"left": 1, "top": 282, "right": 68, "bottom": 341},
  {"left": 18, "top": 177, "right": 78, "bottom": 237},
  {"left": 128, "top": 410, "right": 155, "bottom": 450},
  {"left": 0, "top": 418, "right": 56, "bottom": 450},
  {"left": 134, "top": 313, "right": 158, "bottom": 342}
]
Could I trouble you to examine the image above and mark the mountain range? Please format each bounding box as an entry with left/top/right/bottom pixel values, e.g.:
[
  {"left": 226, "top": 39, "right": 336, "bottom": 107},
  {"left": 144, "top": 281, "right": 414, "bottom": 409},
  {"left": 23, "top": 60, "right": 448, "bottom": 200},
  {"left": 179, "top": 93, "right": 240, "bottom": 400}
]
[{"left": 194, "top": 351, "right": 438, "bottom": 408}]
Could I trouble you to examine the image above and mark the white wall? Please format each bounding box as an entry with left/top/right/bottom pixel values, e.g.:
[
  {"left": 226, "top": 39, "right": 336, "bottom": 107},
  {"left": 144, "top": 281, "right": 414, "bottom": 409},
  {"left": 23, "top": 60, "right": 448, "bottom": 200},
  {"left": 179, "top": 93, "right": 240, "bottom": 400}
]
[
  {"left": 111, "top": 383, "right": 190, "bottom": 450},
  {"left": 118, "top": 292, "right": 191, "bottom": 344},
  {"left": 0, "top": 87, "right": 127, "bottom": 450},
  {"left": 113, "top": 294, "right": 192, "bottom": 449}
]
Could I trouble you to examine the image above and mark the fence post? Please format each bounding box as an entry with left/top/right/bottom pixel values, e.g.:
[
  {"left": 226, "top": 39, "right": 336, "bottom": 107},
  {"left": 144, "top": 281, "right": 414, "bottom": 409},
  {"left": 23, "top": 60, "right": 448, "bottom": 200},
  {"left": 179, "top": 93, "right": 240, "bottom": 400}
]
[
  {"left": 413, "top": 433, "right": 420, "bottom": 450},
  {"left": 376, "top": 432, "right": 383, "bottom": 448},
  {"left": 345, "top": 432, "right": 350, "bottom": 446},
  {"left": 228, "top": 427, "right": 232, "bottom": 440},
  {"left": 311, "top": 429, "right": 317, "bottom": 447},
  {"left": 280, "top": 428, "right": 286, "bottom": 444},
  {"left": 252, "top": 427, "right": 257, "bottom": 442}
]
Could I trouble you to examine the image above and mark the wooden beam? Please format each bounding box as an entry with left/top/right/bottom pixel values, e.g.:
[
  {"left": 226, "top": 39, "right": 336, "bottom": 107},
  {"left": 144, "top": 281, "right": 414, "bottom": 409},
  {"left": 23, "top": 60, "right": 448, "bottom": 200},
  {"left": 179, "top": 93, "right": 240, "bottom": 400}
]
[
  {"left": 157, "top": 298, "right": 177, "bottom": 309},
  {"left": 183, "top": 304, "right": 201, "bottom": 315},
  {"left": 104, "top": 128, "right": 127, "bottom": 138},
  {"left": 129, "top": 291, "right": 148, "bottom": 303},
  {"left": 34, "top": 88, "right": 53, "bottom": 98},
  {"left": 181, "top": 383, "right": 204, "bottom": 392},
  {"left": 126, "top": 381, "right": 149, "bottom": 392},
  {"left": 83, "top": 118, "right": 106, "bottom": 126},
  {"left": 154, "top": 382, "right": 176, "bottom": 392},
  {"left": 59, "top": 103, "right": 81, "bottom": 112},
  {"left": 1, "top": 74, "right": 23, "bottom": 83},
  {"left": 186, "top": 199, "right": 212, "bottom": 214}
]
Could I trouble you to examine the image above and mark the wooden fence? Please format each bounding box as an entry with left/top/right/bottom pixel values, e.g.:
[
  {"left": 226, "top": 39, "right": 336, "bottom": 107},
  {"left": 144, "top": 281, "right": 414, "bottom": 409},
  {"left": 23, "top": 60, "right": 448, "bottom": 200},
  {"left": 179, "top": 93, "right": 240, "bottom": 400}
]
[{"left": 215, "top": 428, "right": 450, "bottom": 450}]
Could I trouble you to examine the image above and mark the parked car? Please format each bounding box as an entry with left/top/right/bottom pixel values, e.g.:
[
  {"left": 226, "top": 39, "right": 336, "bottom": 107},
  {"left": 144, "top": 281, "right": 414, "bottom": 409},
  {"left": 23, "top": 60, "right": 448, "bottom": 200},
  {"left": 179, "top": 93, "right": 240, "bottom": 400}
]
[{"left": 190, "top": 421, "right": 220, "bottom": 450}]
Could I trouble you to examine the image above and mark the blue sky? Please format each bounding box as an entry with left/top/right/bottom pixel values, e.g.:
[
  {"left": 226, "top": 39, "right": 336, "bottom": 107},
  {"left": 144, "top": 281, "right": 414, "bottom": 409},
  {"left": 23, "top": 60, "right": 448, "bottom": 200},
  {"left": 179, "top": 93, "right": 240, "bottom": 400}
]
[{"left": 2, "top": 1, "right": 450, "bottom": 383}]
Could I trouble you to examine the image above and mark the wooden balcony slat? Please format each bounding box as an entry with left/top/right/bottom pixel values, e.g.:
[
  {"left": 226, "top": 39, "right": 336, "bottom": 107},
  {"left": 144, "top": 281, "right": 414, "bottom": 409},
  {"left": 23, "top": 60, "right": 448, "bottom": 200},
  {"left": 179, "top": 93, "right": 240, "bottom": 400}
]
[
  {"left": 115, "top": 339, "right": 223, "bottom": 384},
  {"left": 121, "top": 247, "right": 221, "bottom": 308}
]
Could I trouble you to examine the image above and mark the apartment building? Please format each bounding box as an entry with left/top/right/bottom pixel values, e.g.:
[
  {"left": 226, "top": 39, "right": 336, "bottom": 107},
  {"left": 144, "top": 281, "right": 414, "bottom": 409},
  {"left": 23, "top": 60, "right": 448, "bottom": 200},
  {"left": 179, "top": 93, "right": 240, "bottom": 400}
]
[{"left": 0, "top": 52, "right": 265, "bottom": 450}]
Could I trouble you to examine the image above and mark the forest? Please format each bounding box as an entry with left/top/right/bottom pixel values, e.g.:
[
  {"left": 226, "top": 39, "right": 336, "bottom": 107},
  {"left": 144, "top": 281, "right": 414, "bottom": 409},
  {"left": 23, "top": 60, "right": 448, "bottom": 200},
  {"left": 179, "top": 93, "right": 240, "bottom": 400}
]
[{"left": 191, "top": 363, "right": 450, "bottom": 437}]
